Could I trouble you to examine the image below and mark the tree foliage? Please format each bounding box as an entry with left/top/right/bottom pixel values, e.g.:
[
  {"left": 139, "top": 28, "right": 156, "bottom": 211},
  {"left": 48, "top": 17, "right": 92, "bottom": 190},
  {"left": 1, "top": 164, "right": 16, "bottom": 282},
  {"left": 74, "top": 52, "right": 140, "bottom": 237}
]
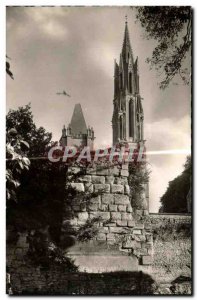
[
  {"left": 135, "top": 6, "right": 192, "bottom": 89},
  {"left": 159, "top": 156, "right": 191, "bottom": 213},
  {"left": 6, "top": 104, "right": 52, "bottom": 158}
]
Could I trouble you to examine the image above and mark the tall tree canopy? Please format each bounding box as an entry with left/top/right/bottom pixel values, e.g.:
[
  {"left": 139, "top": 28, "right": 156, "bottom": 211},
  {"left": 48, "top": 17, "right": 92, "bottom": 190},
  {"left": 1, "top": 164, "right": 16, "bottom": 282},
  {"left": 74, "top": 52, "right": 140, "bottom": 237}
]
[
  {"left": 135, "top": 6, "right": 192, "bottom": 89},
  {"left": 6, "top": 104, "right": 52, "bottom": 158},
  {"left": 159, "top": 156, "right": 191, "bottom": 213}
]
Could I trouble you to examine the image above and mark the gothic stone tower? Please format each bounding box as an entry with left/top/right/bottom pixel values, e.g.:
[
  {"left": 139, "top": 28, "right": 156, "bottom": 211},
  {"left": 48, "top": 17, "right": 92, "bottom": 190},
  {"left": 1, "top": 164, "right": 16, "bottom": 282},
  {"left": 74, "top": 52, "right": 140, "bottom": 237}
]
[
  {"left": 60, "top": 103, "right": 95, "bottom": 150},
  {"left": 112, "top": 20, "right": 144, "bottom": 146}
]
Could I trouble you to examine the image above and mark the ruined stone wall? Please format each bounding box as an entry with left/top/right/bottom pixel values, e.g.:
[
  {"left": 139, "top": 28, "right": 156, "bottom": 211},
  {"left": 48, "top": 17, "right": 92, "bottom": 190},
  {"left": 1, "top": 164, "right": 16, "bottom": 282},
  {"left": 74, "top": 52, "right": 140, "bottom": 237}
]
[
  {"left": 149, "top": 213, "right": 192, "bottom": 288},
  {"left": 63, "top": 163, "right": 153, "bottom": 268}
]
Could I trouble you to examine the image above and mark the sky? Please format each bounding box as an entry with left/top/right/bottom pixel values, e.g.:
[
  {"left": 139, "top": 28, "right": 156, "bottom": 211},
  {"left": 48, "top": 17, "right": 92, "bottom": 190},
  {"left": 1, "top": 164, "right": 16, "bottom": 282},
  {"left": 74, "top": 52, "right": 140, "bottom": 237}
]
[{"left": 6, "top": 6, "right": 191, "bottom": 212}]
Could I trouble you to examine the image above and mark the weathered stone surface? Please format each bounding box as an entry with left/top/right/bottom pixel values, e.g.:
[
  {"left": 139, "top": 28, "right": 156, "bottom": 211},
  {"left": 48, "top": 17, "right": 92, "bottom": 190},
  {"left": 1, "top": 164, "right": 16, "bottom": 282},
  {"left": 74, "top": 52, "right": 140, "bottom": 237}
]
[
  {"left": 88, "top": 204, "right": 99, "bottom": 211},
  {"left": 70, "top": 183, "right": 84, "bottom": 192},
  {"left": 94, "top": 184, "right": 110, "bottom": 193},
  {"left": 109, "top": 205, "right": 117, "bottom": 212},
  {"left": 121, "top": 169, "right": 129, "bottom": 177},
  {"left": 96, "top": 233, "right": 106, "bottom": 241},
  {"left": 117, "top": 220, "right": 127, "bottom": 227},
  {"left": 114, "top": 194, "right": 130, "bottom": 205},
  {"left": 90, "top": 212, "right": 110, "bottom": 220},
  {"left": 133, "top": 248, "right": 147, "bottom": 256},
  {"left": 135, "top": 223, "right": 144, "bottom": 230},
  {"left": 105, "top": 176, "right": 115, "bottom": 184},
  {"left": 115, "top": 177, "right": 128, "bottom": 185},
  {"left": 121, "top": 213, "right": 132, "bottom": 220},
  {"left": 104, "top": 222, "right": 116, "bottom": 227},
  {"left": 92, "top": 175, "right": 105, "bottom": 184},
  {"left": 99, "top": 227, "right": 109, "bottom": 233},
  {"left": 84, "top": 182, "right": 94, "bottom": 193},
  {"left": 118, "top": 205, "right": 126, "bottom": 212},
  {"left": 102, "top": 194, "right": 114, "bottom": 204},
  {"left": 124, "top": 185, "right": 130, "bottom": 195},
  {"left": 122, "top": 239, "right": 136, "bottom": 249},
  {"left": 96, "top": 168, "right": 109, "bottom": 175},
  {"left": 72, "top": 205, "right": 80, "bottom": 212},
  {"left": 90, "top": 195, "right": 101, "bottom": 204},
  {"left": 128, "top": 220, "right": 136, "bottom": 227},
  {"left": 134, "top": 235, "right": 146, "bottom": 242},
  {"left": 133, "top": 229, "right": 142, "bottom": 235},
  {"left": 111, "top": 184, "right": 124, "bottom": 194},
  {"left": 121, "top": 163, "right": 129, "bottom": 170},
  {"left": 78, "top": 212, "right": 88, "bottom": 221},
  {"left": 99, "top": 204, "right": 108, "bottom": 211},
  {"left": 110, "top": 227, "right": 129, "bottom": 234},
  {"left": 108, "top": 166, "right": 120, "bottom": 176},
  {"left": 86, "top": 167, "right": 97, "bottom": 175},
  {"left": 78, "top": 175, "right": 92, "bottom": 183},
  {"left": 107, "top": 233, "right": 116, "bottom": 240},
  {"left": 142, "top": 255, "right": 152, "bottom": 265},
  {"left": 127, "top": 204, "right": 133, "bottom": 212},
  {"left": 111, "top": 212, "right": 121, "bottom": 220}
]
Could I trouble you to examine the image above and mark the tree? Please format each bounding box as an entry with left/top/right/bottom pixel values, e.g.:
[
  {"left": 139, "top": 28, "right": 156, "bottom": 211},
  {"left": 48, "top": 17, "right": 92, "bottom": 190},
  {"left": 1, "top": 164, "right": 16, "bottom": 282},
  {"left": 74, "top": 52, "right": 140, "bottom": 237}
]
[
  {"left": 135, "top": 6, "right": 192, "bottom": 89},
  {"left": 6, "top": 104, "right": 52, "bottom": 157},
  {"left": 159, "top": 156, "right": 191, "bottom": 213}
]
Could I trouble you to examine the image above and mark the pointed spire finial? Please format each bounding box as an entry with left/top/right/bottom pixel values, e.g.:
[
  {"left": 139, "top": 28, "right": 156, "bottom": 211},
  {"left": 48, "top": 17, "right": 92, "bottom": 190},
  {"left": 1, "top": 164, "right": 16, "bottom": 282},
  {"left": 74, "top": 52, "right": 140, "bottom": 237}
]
[{"left": 125, "top": 15, "right": 128, "bottom": 24}]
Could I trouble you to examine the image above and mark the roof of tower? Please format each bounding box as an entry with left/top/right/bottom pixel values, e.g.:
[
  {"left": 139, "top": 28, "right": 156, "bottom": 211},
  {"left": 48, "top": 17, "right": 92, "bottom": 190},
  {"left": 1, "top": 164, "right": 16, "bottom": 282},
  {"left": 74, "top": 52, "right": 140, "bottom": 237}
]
[
  {"left": 122, "top": 21, "right": 133, "bottom": 59},
  {"left": 69, "top": 103, "right": 87, "bottom": 135}
]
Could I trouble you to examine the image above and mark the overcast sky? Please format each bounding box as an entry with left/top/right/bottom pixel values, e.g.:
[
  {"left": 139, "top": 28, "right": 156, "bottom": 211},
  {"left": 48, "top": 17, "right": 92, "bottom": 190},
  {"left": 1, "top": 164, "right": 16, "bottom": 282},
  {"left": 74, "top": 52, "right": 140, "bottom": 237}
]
[{"left": 6, "top": 6, "right": 191, "bottom": 212}]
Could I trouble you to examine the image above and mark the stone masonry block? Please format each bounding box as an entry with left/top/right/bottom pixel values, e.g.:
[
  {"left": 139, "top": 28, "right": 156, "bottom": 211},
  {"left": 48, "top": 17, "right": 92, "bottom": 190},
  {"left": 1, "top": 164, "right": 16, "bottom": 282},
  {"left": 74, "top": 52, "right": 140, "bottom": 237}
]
[
  {"left": 133, "top": 248, "right": 147, "bottom": 257},
  {"left": 111, "top": 212, "right": 121, "bottom": 220},
  {"left": 102, "top": 194, "right": 114, "bottom": 204},
  {"left": 90, "top": 195, "right": 101, "bottom": 204},
  {"left": 94, "top": 184, "right": 110, "bottom": 193},
  {"left": 105, "top": 175, "right": 115, "bottom": 184},
  {"left": 111, "top": 184, "right": 124, "bottom": 194},
  {"left": 96, "top": 168, "right": 109, "bottom": 175},
  {"left": 70, "top": 183, "right": 84, "bottom": 192},
  {"left": 88, "top": 204, "right": 99, "bottom": 211},
  {"left": 108, "top": 166, "right": 120, "bottom": 176},
  {"left": 72, "top": 205, "right": 80, "bottom": 212},
  {"left": 78, "top": 175, "right": 92, "bottom": 183},
  {"left": 99, "top": 227, "right": 109, "bottom": 233},
  {"left": 134, "top": 235, "right": 146, "bottom": 242},
  {"left": 128, "top": 220, "right": 136, "bottom": 227},
  {"left": 109, "top": 205, "right": 117, "bottom": 212},
  {"left": 142, "top": 255, "right": 153, "bottom": 265},
  {"left": 110, "top": 227, "right": 129, "bottom": 234},
  {"left": 92, "top": 175, "right": 105, "bottom": 184},
  {"left": 121, "top": 169, "right": 129, "bottom": 177},
  {"left": 107, "top": 233, "right": 116, "bottom": 240},
  {"left": 121, "top": 212, "right": 132, "bottom": 220},
  {"left": 118, "top": 205, "right": 126, "bottom": 212},
  {"left": 99, "top": 204, "right": 108, "bottom": 211},
  {"left": 124, "top": 185, "right": 130, "bottom": 195},
  {"left": 96, "top": 233, "right": 106, "bottom": 241},
  {"left": 115, "top": 177, "right": 128, "bottom": 185},
  {"left": 133, "top": 229, "right": 142, "bottom": 235},
  {"left": 127, "top": 204, "right": 133, "bottom": 212},
  {"left": 114, "top": 194, "right": 130, "bottom": 205},
  {"left": 86, "top": 167, "right": 97, "bottom": 175},
  {"left": 122, "top": 239, "right": 136, "bottom": 249},
  {"left": 84, "top": 182, "right": 93, "bottom": 193},
  {"left": 90, "top": 212, "right": 110, "bottom": 221},
  {"left": 121, "top": 163, "right": 129, "bottom": 170},
  {"left": 78, "top": 212, "right": 88, "bottom": 221},
  {"left": 117, "top": 220, "right": 127, "bottom": 227}
]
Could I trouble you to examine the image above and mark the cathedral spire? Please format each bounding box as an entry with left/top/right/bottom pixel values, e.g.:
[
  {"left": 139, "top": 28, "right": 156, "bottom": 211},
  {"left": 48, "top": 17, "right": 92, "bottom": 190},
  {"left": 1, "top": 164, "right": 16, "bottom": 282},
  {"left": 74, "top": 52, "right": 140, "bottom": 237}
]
[{"left": 122, "top": 18, "right": 133, "bottom": 62}]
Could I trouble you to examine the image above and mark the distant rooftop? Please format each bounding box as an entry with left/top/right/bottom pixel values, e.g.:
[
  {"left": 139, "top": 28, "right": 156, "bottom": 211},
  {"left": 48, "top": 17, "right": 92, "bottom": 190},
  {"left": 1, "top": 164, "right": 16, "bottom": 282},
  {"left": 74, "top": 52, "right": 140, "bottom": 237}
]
[{"left": 69, "top": 103, "right": 87, "bottom": 135}]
